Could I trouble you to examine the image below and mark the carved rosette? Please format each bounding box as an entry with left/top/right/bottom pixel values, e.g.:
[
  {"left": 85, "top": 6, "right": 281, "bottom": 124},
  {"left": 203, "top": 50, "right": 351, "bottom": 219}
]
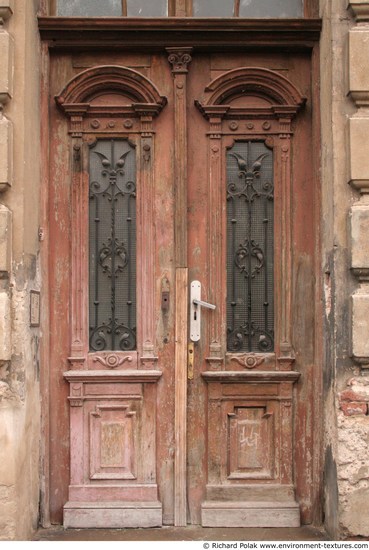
[
  {"left": 92, "top": 354, "right": 133, "bottom": 369},
  {"left": 229, "top": 354, "right": 266, "bottom": 370}
]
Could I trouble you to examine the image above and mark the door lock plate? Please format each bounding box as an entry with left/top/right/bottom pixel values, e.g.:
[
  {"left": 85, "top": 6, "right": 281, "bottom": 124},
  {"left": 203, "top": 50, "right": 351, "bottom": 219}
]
[{"left": 188, "top": 342, "right": 194, "bottom": 380}]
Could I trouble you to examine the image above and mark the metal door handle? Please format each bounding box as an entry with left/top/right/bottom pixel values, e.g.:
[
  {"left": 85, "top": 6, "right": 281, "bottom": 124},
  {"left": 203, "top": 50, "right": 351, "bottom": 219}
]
[
  {"left": 190, "top": 281, "right": 216, "bottom": 342},
  {"left": 192, "top": 299, "right": 216, "bottom": 310}
]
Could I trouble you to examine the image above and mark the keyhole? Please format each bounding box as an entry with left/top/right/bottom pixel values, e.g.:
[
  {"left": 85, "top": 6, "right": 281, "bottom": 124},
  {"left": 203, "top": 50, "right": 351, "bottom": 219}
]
[{"left": 194, "top": 310, "right": 197, "bottom": 321}]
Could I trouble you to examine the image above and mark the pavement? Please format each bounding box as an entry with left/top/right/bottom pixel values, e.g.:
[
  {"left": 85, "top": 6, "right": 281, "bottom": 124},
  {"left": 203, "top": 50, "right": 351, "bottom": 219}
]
[{"left": 34, "top": 525, "right": 329, "bottom": 541}]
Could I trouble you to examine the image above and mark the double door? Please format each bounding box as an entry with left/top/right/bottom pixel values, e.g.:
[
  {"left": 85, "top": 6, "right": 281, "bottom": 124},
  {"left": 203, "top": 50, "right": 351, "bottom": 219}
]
[{"left": 47, "top": 47, "right": 320, "bottom": 528}]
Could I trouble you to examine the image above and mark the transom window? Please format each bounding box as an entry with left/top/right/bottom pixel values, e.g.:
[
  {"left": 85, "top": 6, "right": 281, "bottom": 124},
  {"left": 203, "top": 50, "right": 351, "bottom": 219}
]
[{"left": 56, "top": 0, "right": 304, "bottom": 18}]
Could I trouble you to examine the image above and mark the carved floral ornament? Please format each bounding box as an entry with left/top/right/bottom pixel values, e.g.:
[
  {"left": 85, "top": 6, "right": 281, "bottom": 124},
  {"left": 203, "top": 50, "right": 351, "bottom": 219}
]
[
  {"left": 195, "top": 66, "right": 306, "bottom": 123},
  {"left": 55, "top": 65, "right": 167, "bottom": 120},
  {"left": 166, "top": 47, "right": 193, "bottom": 74}
]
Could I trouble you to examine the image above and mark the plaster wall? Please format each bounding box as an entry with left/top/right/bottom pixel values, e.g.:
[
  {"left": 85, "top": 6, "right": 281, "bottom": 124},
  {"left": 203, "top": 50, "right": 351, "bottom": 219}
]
[{"left": 0, "top": 0, "right": 41, "bottom": 541}]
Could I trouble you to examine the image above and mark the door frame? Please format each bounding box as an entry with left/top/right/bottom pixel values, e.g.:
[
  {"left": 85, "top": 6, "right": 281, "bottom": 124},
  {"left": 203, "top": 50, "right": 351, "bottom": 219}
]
[{"left": 38, "top": 17, "right": 323, "bottom": 527}]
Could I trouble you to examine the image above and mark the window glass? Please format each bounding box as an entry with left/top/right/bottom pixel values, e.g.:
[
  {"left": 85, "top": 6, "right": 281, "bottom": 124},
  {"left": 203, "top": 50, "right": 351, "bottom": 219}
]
[
  {"left": 127, "top": 0, "right": 168, "bottom": 16},
  {"left": 57, "top": 0, "right": 168, "bottom": 17},
  {"left": 239, "top": 0, "right": 303, "bottom": 18},
  {"left": 57, "top": 0, "right": 122, "bottom": 16},
  {"left": 193, "top": 0, "right": 234, "bottom": 17}
]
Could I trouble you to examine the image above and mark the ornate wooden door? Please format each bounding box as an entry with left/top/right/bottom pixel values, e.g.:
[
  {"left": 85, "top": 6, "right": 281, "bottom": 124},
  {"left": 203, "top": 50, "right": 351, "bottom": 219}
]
[{"left": 46, "top": 44, "right": 320, "bottom": 528}]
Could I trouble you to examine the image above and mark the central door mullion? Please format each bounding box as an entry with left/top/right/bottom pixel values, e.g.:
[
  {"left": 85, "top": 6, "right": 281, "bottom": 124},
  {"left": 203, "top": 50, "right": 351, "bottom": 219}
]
[{"left": 167, "top": 47, "right": 193, "bottom": 527}]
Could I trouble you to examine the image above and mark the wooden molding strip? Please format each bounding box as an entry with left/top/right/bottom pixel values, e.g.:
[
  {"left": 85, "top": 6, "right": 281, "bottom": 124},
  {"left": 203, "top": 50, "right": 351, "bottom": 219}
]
[
  {"left": 38, "top": 18, "right": 321, "bottom": 50},
  {"left": 174, "top": 268, "right": 188, "bottom": 526},
  {"left": 63, "top": 369, "right": 162, "bottom": 383},
  {"left": 202, "top": 370, "right": 300, "bottom": 382}
]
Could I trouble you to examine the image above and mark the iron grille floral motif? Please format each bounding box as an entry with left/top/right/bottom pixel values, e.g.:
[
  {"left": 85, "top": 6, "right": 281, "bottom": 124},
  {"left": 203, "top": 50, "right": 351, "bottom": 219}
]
[
  {"left": 89, "top": 139, "right": 136, "bottom": 351},
  {"left": 227, "top": 141, "right": 274, "bottom": 353}
]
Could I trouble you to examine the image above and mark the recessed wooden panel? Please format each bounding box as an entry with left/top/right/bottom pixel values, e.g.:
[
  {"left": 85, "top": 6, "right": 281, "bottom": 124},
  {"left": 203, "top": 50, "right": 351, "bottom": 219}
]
[
  {"left": 222, "top": 383, "right": 279, "bottom": 397},
  {"left": 84, "top": 383, "right": 142, "bottom": 396},
  {"left": 228, "top": 406, "right": 274, "bottom": 479},
  {"left": 90, "top": 404, "right": 137, "bottom": 480}
]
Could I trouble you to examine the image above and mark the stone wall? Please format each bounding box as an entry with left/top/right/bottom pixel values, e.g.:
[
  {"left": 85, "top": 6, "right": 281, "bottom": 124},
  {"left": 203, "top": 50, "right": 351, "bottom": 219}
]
[
  {"left": 0, "top": 0, "right": 41, "bottom": 541},
  {"left": 321, "top": 0, "right": 369, "bottom": 539}
]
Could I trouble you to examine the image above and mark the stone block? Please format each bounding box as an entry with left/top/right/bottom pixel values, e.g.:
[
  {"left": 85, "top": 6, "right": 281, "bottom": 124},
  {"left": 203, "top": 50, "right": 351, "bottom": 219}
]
[
  {"left": 351, "top": 291, "right": 369, "bottom": 361},
  {"left": 0, "top": 30, "right": 13, "bottom": 104},
  {"left": 350, "top": 203, "right": 369, "bottom": 279},
  {"left": 340, "top": 401, "right": 368, "bottom": 416},
  {"left": 0, "top": 204, "right": 11, "bottom": 275},
  {"left": 0, "top": 0, "right": 13, "bottom": 22},
  {"left": 349, "top": 29, "right": 369, "bottom": 105},
  {"left": 341, "top": 487, "right": 369, "bottom": 536},
  {"left": 348, "top": 0, "right": 369, "bottom": 21},
  {"left": 0, "top": 113, "right": 13, "bottom": 190},
  {"left": 349, "top": 116, "right": 369, "bottom": 193},
  {"left": 340, "top": 389, "right": 368, "bottom": 402},
  {"left": 0, "top": 291, "right": 11, "bottom": 361}
]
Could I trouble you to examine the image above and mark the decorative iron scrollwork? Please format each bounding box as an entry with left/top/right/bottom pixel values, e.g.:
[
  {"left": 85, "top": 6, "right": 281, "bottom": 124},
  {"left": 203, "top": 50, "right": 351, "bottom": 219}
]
[
  {"left": 89, "top": 139, "right": 136, "bottom": 352},
  {"left": 90, "top": 321, "right": 136, "bottom": 352},
  {"left": 235, "top": 238, "right": 264, "bottom": 278},
  {"left": 99, "top": 238, "right": 128, "bottom": 277},
  {"left": 227, "top": 324, "right": 274, "bottom": 353},
  {"left": 227, "top": 141, "right": 274, "bottom": 353}
]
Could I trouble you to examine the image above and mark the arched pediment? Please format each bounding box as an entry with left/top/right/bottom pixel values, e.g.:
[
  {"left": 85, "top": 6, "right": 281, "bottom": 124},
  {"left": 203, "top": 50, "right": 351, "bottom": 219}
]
[
  {"left": 56, "top": 65, "right": 167, "bottom": 117},
  {"left": 196, "top": 67, "right": 306, "bottom": 119}
]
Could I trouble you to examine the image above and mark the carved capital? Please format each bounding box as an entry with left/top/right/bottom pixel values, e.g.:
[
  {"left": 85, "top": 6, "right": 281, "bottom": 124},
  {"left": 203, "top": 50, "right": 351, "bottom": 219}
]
[
  {"left": 205, "top": 357, "right": 223, "bottom": 371},
  {"left": 277, "top": 343, "right": 295, "bottom": 371},
  {"left": 166, "top": 47, "right": 193, "bottom": 74},
  {"left": 69, "top": 399, "right": 83, "bottom": 407},
  {"left": 68, "top": 357, "right": 86, "bottom": 370},
  {"left": 140, "top": 356, "right": 159, "bottom": 369}
]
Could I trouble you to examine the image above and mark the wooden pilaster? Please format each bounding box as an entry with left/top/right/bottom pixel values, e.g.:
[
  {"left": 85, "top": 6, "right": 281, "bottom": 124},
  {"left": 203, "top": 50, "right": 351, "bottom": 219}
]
[{"left": 167, "top": 47, "right": 192, "bottom": 527}]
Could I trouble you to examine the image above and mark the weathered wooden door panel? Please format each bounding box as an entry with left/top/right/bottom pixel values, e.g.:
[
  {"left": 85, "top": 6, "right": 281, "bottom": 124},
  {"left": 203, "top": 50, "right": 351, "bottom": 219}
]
[
  {"left": 185, "top": 52, "right": 317, "bottom": 527},
  {"left": 47, "top": 48, "right": 319, "bottom": 527}
]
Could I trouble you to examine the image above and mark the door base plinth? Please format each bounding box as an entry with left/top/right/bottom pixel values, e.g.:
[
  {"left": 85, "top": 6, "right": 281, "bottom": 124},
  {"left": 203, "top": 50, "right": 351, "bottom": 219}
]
[
  {"left": 63, "top": 501, "right": 163, "bottom": 529},
  {"left": 201, "top": 500, "right": 300, "bottom": 528}
]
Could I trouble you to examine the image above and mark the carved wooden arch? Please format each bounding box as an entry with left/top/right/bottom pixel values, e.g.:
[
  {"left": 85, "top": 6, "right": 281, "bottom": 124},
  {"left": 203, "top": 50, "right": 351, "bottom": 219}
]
[
  {"left": 55, "top": 64, "right": 167, "bottom": 116},
  {"left": 196, "top": 66, "right": 306, "bottom": 119}
]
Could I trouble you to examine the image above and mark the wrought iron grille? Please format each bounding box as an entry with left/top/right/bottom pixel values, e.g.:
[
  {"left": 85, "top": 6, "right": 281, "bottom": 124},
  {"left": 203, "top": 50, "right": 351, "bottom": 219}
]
[
  {"left": 226, "top": 141, "right": 274, "bottom": 353},
  {"left": 89, "top": 139, "right": 136, "bottom": 351}
]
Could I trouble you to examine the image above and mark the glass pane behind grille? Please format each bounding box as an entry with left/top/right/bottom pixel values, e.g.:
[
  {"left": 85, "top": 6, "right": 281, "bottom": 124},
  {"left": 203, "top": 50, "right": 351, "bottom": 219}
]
[
  {"left": 226, "top": 141, "right": 274, "bottom": 353},
  {"left": 89, "top": 139, "right": 136, "bottom": 351}
]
